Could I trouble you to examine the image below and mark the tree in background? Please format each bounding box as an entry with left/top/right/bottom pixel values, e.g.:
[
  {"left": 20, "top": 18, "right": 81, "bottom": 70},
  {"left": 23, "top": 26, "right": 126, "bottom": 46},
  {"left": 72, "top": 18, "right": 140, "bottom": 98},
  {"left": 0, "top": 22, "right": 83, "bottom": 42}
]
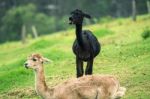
[
  {"left": 132, "top": 0, "right": 137, "bottom": 21},
  {"left": 147, "top": 0, "right": 150, "bottom": 13},
  {"left": 0, "top": 3, "right": 70, "bottom": 43},
  {"left": 0, "top": 4, "right": 36, "bottom": 42},
  {"left": 0, "top": 0, "right": 149, "bottom": 43}
]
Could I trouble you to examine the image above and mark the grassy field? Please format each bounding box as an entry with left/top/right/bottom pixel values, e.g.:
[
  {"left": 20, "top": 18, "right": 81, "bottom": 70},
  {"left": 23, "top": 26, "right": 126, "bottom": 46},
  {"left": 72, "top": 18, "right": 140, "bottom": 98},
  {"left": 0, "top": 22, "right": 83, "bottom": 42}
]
[{"left": 0, "top": 15, "right": 150, "bottom": 99}]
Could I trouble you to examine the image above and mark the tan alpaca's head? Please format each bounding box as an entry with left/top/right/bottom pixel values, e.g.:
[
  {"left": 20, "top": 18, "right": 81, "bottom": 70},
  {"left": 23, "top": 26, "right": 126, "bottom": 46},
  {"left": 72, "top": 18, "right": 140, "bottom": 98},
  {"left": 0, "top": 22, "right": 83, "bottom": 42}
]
[{"left": 24, "top": 53, "right": 51, "bottom": 70}]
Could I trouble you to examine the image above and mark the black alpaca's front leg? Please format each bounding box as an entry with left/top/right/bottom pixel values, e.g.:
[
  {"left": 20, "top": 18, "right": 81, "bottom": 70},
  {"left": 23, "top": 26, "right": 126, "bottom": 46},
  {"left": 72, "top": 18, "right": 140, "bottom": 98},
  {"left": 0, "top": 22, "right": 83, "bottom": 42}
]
[
  {"left": 76, "top": 57, "right": 84, "bottom": 78},
  {"left": 85, "top": 59, "right": 93, "bottom": 75}
]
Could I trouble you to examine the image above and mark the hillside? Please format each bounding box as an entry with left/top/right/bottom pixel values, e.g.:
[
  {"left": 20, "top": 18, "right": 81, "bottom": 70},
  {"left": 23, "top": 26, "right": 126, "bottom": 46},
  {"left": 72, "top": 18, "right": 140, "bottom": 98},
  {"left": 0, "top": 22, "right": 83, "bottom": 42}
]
[{"left": 0, "top": 15, "right": 150, "bottom": 99}]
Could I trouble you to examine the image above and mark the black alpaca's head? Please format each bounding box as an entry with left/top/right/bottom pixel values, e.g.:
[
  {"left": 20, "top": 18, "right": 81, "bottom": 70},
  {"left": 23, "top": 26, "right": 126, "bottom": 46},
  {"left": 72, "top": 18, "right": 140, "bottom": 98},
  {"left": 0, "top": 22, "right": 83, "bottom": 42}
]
[{"left": 69, "top": 9, "right": 91, "bottom": 25}]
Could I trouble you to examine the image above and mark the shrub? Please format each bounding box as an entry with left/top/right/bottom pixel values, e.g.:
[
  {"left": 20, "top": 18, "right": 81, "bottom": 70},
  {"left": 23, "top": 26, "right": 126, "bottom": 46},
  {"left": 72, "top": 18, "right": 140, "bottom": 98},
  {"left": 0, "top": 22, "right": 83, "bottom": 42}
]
[{"left": 141, "top": 28, "right": 150, "bottom": 39}]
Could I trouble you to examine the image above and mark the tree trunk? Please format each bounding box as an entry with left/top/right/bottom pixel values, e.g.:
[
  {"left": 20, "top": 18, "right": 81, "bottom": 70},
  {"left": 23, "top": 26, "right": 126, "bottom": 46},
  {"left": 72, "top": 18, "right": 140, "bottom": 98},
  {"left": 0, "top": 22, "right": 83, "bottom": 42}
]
[
  {"left": 21, "top": 25, "right": 26, "bottom": 44},
  {"left": 147, "top": 0, "right": 150, "bottom": 14},
  {"left": 132, "top": 0, "right": 137, "bottom": 21},
  {"left": 31, "top": 25, "right": 38, "bottom": 38},
  {"left": 116, "top": 0, "right": 121, "bottom": 18}
]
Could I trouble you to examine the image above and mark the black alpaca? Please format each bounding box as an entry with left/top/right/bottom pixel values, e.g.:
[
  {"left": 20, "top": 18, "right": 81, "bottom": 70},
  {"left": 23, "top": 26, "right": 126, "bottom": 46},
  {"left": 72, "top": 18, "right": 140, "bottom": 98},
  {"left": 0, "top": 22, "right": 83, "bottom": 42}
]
[{"left": 69, "top": 9, "right": 101, "bottom": 78}]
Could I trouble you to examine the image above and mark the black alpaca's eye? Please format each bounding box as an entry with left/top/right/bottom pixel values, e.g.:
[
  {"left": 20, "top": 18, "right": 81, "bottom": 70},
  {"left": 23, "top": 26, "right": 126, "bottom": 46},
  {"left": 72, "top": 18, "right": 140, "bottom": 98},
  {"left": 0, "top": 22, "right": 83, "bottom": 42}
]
[{"left": 32, "top": 58, "right": 37, "bottom": 61}]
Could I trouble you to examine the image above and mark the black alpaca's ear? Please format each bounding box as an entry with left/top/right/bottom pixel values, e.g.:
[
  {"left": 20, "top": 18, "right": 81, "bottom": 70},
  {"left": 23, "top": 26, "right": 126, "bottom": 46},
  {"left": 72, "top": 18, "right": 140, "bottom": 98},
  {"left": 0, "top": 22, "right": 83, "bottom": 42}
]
[{"left": 84, "top": 13, "right": 91, "bottom": 19}]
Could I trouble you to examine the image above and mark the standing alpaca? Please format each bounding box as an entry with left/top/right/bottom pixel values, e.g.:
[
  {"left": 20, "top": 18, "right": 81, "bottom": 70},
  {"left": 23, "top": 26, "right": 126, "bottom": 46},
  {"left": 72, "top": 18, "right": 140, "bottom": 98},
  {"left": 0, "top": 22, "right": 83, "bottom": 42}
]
[
  {"left": 69, "top": 9, "right": 101, "bottom": 77},
  {"left": 24, "top": 53, "right": 126, "bottom": 99}
]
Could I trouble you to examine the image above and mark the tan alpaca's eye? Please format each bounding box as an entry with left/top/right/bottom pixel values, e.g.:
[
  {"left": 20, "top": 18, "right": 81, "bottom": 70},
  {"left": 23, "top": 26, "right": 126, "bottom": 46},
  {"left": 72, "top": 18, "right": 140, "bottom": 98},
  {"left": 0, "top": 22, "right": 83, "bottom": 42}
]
[{"left": 32, "top": 58, "right": 37, "bottom": 61}]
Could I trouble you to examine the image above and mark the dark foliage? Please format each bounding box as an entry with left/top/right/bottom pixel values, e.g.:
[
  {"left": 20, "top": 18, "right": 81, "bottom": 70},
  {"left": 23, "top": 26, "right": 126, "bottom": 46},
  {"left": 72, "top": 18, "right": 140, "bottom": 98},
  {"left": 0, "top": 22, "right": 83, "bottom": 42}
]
[{"left": 142, "top": 28, "right": 150, "bottom": 39}]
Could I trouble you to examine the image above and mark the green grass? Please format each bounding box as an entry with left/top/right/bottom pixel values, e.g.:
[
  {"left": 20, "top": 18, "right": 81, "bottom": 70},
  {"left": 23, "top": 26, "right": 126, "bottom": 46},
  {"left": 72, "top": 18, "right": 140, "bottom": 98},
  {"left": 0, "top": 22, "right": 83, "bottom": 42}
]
[{"left": 0, "top": 14, "right": 150, "bottom": 98}]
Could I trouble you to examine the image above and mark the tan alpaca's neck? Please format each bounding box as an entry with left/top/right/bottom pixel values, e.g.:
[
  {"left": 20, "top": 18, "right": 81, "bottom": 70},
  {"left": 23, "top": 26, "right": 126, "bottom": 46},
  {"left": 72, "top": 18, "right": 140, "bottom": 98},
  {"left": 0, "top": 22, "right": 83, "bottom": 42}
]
[{"left": 34, "top": 65, "right": 51, "bottom": 98}]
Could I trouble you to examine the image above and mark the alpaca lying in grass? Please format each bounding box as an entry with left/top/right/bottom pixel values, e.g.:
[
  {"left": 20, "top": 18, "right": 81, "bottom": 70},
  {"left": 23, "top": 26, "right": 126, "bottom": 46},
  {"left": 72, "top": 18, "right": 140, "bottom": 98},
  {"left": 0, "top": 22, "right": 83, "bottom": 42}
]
[{"left": 24, "top": 53, "right": 126, "bottom": 99}]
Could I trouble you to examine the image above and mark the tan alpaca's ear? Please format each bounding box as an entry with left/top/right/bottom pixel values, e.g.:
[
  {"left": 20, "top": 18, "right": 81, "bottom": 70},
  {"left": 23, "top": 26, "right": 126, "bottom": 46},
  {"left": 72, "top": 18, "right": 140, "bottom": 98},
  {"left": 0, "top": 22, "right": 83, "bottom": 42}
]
[{"left": 42, "top": 57, "right": 52, "bottom": 63}]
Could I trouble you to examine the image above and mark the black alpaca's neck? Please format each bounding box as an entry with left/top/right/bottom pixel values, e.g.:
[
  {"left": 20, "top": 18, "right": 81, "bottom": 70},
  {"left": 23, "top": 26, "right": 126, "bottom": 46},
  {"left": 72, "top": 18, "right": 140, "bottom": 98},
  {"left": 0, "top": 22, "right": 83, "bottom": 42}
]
[{"left": 76, "top": 23, "right": 84, "bottom": 49}]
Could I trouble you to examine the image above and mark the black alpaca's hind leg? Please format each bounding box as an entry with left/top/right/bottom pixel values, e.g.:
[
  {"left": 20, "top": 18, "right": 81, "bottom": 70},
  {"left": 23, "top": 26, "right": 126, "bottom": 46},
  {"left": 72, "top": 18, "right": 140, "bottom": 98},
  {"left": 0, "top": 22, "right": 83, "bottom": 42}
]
[
  {"left": 85, "top": 59, "right": 93, "bottom": 75},
  {"left": 76, "top": 57, "right": 84, "bottom": 78}
]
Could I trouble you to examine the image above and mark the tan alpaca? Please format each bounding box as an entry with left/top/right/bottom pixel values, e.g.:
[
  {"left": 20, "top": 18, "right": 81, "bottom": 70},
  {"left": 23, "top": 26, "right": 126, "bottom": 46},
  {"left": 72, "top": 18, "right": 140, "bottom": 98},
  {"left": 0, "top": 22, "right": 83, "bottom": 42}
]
[{"left": 24, "top": 53, "right": 126, "bottom": 99}]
